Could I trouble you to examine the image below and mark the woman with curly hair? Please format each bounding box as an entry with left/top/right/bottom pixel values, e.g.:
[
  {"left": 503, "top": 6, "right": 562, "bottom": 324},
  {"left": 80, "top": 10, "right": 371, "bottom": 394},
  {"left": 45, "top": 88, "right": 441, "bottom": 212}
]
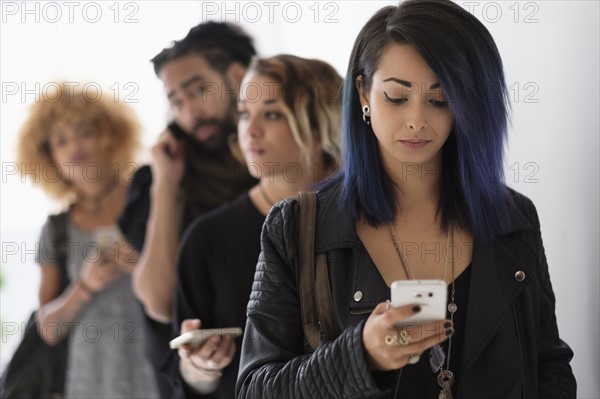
[{"left": 17, "top": 82, "right": 159, "bottom": 398}]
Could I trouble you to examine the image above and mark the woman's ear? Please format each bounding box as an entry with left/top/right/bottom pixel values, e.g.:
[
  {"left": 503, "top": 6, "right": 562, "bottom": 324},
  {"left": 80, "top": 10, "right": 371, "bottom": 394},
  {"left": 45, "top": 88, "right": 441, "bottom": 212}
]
[{"left": 355, "top": 75, "right": 370, "bottom": 108}]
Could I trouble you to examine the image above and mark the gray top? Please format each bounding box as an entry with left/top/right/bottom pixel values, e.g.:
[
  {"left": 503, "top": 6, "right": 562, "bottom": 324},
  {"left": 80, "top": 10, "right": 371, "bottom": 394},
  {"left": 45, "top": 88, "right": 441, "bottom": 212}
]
[{"left": 37, "top": 219, "right": 159, "bottom": 399}]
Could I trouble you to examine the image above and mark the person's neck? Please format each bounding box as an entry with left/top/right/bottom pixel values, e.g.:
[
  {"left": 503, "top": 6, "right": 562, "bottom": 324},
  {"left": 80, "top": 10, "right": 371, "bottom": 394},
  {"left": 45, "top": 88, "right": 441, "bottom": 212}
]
[
  {"left": 253, "top": 160, "right": 329, "bottom": 214},
  {"left": 74, "top": 178, "right": 121, "bottom": 214},
  {"left": 261, "top": 177, "right": 312, "bottom": 205},
  {"left": 388, "top": 160, "right": 442, "bottom": 212}
]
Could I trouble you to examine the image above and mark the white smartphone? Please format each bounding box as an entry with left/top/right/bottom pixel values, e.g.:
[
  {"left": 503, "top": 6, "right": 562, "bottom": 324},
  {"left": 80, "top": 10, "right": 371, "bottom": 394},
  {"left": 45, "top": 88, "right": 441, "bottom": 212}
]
[
  {"left": 390, "top": 279, "right": 447, "bottom": 327},
  {"left": 93, "top": 226, "right": 122, "bottom": 248},
  {"left": 169, "top": 327, "right": 243, "bottom": 349}
]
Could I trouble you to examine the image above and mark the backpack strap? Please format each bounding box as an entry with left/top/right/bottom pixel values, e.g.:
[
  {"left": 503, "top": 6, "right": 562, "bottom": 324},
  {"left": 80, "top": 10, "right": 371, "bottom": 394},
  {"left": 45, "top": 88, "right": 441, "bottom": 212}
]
[
  {"left": 47, "top": 211, "right": 71, "bottom": 292},
  {"left": 297, "top": 191, "right": 338, "bottom": 350}
]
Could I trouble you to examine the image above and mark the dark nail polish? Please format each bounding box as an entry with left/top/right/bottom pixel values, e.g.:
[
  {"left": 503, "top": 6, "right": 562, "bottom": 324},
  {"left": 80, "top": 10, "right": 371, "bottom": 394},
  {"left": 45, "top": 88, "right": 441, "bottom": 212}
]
[
  {"left": 412, "top": 305, "right": 421, "bottom": 313},
  {"left": 445, "top": 328, "right": 454, "bottom": 337},
  {"left": 444, "top": 321, "right": 452, "bottom": 329}
]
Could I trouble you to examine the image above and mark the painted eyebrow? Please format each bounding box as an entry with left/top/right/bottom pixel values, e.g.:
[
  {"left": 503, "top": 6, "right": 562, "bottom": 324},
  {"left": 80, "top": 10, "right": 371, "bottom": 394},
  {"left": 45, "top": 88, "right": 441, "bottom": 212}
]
[
  {"left": 167, "top": 75, "right": 205, "bottom": 99},
  {"left": 383, "top": 77, "right": 440, "bottom": 89}
]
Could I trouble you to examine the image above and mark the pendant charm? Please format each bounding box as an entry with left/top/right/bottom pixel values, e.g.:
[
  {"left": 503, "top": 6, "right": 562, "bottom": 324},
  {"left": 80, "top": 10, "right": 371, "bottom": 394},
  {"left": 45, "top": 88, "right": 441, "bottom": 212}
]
[
  {"left": 438, "top": 387, "right": 453, "bottom": 399},
  {"left": 448, "top": 302, "right": 457, "bottom": 313},
  {"left": 437, "top": 369, "right": 455, "bottom": 398},
  {"left": 437, "top": 369, "right": 455, "bottom": 387},
  {"left": 429, "top": 344, "right": 446, "bottom": 373}
]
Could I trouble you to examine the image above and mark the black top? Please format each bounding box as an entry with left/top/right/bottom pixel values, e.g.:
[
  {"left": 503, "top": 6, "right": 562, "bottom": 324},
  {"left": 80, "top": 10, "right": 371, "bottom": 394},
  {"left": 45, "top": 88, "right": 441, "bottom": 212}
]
[
  {"left": 370, "top": 265, "right": 472, "bottom": 398},
  {"left": 395, "top": 265, "right": 471, "bottom": 398},
  {"left": 171, "top": 193, "right": 265, "bottom": 398},
  {"left": 117, "top": 153, "right": 257, "bottom": 398}
]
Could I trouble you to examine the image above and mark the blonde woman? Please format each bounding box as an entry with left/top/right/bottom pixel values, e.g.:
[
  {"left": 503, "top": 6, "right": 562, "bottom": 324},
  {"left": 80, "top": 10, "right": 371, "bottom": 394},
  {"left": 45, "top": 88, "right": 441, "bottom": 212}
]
[
  {"left": 169, "top": 54, "right": 343, "bottom": 398},
  {"left": 17, "top": 82, "right": 159, "bottom": 398}
]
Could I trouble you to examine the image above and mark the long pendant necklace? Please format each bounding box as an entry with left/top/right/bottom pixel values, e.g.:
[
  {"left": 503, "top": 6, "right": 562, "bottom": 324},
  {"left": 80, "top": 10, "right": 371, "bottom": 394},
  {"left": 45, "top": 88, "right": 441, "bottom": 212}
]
[
  {"left": 388, "top": 225, "right": 457, "bottom": 399},
  {"left": 437, "top": 228, "right": 456, "bottom": 399}
]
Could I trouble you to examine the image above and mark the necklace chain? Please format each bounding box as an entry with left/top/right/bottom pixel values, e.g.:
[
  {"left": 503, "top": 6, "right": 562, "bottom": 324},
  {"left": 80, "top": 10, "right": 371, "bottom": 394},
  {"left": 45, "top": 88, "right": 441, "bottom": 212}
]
[
  {"left": 388, "top": 224, "right": 457, "bottom": 398},
  {"left": 388, "top": 225, "right": 416, "bottom": 280},
  {"left": 258, "top": 183, "right": 275, "bottom": 207},
  {"left": 387, "top": 225, "right": 450, "bottom": 282}
]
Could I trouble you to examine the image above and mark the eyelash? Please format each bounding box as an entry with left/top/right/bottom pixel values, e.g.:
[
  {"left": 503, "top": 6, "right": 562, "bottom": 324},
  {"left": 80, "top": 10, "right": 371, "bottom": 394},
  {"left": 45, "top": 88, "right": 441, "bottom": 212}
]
[
  {"left": 265, "top": 111, "right": 282, "bottom": 120},
  {"left": 384, "top": 91, "right": 448, "bottom": 108},
  {"left": 237, "top": 110, "right": 283, "bottom": 120},
  {"left": 384, "top": 91, "right": 407, "bottom": 104},
  {"left": 430, "top": 100, "right": 448, "bottom": 108},
  {"left": 170, "top": 84, "right": 207, "bottom": 108},
  {"left": 190, "top": 84, "right": 205, "bottom": 96}
]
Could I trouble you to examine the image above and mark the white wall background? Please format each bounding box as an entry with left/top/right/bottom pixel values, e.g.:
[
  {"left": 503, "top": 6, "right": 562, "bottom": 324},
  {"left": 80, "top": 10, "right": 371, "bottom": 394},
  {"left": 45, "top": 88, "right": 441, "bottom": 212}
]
[{"left": 1, "top": 1, "right": 598, "bottom": 397}]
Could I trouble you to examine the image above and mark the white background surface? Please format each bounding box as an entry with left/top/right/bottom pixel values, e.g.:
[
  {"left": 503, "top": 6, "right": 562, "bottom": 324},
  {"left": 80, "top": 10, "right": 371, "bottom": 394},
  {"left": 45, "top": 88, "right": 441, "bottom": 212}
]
[{"left": 1, "top": 1, "right": 598, "bottom": 397}]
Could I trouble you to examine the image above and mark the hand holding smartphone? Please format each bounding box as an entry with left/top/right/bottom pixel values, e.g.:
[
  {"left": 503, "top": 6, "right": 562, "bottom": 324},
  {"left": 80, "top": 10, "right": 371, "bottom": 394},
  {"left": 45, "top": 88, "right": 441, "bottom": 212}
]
[
  {"left": 169, "top": 327, "right": 242, "bottom": 349},
  {"left": 93, "top": 226, "right": 122, "bottom": 249},
  {"left": 390, "top": 279, "right": 447, "bottom": 326}
]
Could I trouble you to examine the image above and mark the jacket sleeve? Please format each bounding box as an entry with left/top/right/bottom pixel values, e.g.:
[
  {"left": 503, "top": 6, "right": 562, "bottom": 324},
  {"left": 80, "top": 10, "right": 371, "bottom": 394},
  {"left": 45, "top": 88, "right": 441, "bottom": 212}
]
[
  {"left": 523, "top": 197, "right": 577, "bottom": 398},
  {"left": 235, "top": 200, "right": 385, "bottom": 399}
]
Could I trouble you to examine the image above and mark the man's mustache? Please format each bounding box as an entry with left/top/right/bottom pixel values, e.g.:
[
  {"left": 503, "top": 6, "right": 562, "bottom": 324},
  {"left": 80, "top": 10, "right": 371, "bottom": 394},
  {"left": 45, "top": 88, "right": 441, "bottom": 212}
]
[{"left": 192, "top": 119, "right": 221, "bottom": 133}]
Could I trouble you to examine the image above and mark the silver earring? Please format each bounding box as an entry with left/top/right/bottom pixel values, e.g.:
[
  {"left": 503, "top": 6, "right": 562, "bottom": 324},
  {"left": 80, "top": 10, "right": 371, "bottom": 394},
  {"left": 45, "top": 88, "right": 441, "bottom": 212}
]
[{"left": 362, "top": 105, "right": 370, "bottom": 125}]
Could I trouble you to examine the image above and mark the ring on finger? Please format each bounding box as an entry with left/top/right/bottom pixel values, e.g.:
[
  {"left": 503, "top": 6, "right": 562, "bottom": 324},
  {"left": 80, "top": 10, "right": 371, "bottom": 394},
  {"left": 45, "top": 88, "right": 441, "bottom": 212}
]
[
  {"left": 385, "top": 335, "right": 396, "bottom": 345},
  {"left": 207, "top": 360, "right": 220, "bottom": 369},
  {"left": 397, "top": 329, "right": 411, "bottom": 345},
  {"left": 384, "top": 329, "right": 411, "bottom": 346},
  {"left": 407, "top": 353, "right": 421, "bottom": 365}
]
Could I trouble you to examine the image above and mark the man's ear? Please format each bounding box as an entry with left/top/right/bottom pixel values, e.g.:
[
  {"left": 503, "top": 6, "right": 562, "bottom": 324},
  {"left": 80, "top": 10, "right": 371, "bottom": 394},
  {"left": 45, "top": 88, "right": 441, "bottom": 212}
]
[
  {"left": 355, "top": 75, "right": 370, "bottom": 108},
  {"left": 225, "top": 61, "right": 247, "bottom": 88}
]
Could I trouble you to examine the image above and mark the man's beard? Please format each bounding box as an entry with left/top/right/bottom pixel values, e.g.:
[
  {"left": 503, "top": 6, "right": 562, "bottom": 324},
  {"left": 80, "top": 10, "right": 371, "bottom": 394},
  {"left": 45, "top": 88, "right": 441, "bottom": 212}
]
[{"left": 184, "top": 97, "right": 237, "bottom": 158}]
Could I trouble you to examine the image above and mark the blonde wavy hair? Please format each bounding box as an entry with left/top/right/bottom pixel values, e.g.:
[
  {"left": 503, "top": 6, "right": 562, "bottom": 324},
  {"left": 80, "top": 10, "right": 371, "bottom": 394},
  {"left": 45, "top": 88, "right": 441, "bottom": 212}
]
[
  {"left": 231, "top": 54, "right": 342, "bottom": 171},
  {"left": 16, "top": 82, "right": 140, "bottom": 201}
]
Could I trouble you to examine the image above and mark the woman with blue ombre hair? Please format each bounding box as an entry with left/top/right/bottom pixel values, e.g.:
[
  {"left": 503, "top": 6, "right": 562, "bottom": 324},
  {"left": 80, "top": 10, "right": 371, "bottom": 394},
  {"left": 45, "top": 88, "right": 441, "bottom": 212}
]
[{"left": 236, "top": 1, "right": 577, "bottom": 398}]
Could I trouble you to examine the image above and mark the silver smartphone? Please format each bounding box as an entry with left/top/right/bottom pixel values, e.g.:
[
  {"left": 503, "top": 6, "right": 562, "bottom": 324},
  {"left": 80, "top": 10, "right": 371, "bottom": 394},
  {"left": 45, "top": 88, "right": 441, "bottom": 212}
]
[{"left": 169, "top": 327, "right": 243, "bottom": 349}]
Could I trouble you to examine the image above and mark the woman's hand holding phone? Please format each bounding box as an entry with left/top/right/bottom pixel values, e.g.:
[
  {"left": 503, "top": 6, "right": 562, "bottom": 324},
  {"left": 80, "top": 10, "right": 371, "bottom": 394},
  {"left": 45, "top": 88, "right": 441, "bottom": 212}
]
[
  {"left": 361, "top": 280, "right": 455, "bottom": 371},
  {"left": 177, "top": 319, "right": 237, "bottom": 381},
  {"left": 79, "top": 256, "right": 121, "bottom": 294}
]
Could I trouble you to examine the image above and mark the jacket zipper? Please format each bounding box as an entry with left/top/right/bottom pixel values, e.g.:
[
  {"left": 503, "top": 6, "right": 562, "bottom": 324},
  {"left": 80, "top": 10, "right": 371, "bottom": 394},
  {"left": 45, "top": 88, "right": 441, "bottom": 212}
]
[{"left": 512, "top": 303, "right": 526, "bottom": 399}]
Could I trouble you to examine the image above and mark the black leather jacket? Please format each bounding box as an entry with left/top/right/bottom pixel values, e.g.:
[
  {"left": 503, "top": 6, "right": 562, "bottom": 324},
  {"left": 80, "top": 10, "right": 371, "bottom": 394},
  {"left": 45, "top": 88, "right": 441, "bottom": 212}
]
[{"left": 236, "top": 180, "right": 576, "bottom": 399}]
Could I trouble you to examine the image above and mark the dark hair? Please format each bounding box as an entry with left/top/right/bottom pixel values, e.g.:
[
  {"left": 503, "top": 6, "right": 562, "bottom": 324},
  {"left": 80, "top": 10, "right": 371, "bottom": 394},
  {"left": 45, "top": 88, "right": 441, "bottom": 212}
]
[
  {"left": 337, "top": 0, "right": 511, "bottom": 243},
  {"left": 151, "top": 21, "right": 256, "bottom": 76}
]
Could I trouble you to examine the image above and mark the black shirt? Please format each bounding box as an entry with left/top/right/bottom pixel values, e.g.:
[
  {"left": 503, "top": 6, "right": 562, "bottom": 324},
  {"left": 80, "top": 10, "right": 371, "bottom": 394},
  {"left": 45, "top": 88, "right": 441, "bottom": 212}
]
[
  {"left": 172, "top": 193, "right": 265, "bottom": 398},
  {"left": 117, "top": 151, "right": 257, "bottom": 398},
  {"left": 372, "top": 265, "right": 472, "bottom": 398}
]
